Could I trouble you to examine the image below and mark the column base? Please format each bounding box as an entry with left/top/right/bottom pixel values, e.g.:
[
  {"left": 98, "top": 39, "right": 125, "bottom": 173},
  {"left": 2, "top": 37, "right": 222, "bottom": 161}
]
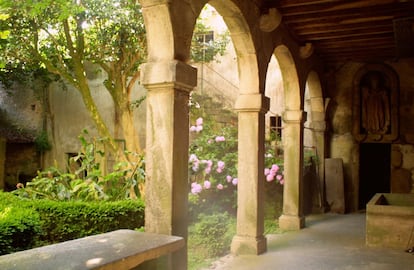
[
  {"left": 230, "top": 235, "right": 267, "bottom": 255},
  {"left": 278, "top": 214, "right": 305, "bottom": 230}
]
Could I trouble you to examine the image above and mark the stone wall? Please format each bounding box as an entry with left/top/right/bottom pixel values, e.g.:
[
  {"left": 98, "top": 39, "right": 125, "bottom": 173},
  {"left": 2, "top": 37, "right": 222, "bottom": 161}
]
[
  {"left": 44, "top": 64, "right": 147, "bottom": 169},
  {"left": 328, "top": 58, "right": 414, "bottom": 212}
]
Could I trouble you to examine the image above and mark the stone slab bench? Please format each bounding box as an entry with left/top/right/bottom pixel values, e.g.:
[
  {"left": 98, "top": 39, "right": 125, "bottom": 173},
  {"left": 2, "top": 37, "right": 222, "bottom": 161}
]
[{"left": 0, "top": 229, "right": 184, "bottom": 270}]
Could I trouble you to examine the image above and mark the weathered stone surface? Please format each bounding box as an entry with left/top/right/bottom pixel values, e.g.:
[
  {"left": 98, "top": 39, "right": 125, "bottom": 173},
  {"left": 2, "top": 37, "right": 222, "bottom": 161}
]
[
  {"left": 325, "top": 158, "right": 345, "bottom": 214},
  {"left": 391, "top": 149, "right": 403, "bottom": 168},
  {"left": 400, "top": 144, "right": 414, "bottom": 169},
  {"left": 0, "top": 230, "right": 184, "bottom": 270},
  {"left": 391, "top": 168, "right": 412, "bottom": 193}
]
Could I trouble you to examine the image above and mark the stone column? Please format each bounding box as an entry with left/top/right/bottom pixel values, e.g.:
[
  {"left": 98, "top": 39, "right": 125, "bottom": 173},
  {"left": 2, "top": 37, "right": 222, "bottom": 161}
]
[
  {"left": 140, "top": 60, "right": 197, "bottom": 270},
  {"left": 279, "top": 110, "right": 306, "bottom": 230},
  {"left": 310, "top": 120, "right": 326, "bottom": 212},
  {"left": 231, "top": 93, "right": 269, "bottom": 255}
]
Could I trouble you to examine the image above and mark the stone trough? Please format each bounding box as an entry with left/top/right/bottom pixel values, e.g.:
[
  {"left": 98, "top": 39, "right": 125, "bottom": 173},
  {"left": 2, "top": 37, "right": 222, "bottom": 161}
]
[{"left": 366, "top": 193, "right": 414, "bottom": 249}]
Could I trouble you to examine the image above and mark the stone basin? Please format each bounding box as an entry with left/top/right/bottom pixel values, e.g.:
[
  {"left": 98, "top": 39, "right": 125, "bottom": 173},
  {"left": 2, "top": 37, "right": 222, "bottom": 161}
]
[{"left": 366, "top": 193, "right": 414, "bottom": 249}]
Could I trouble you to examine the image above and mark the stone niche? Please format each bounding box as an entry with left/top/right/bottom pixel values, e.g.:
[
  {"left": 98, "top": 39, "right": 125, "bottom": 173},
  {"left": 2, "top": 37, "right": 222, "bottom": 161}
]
[{"left": 352, "top": 64, "right": 399, "bottom": 143}]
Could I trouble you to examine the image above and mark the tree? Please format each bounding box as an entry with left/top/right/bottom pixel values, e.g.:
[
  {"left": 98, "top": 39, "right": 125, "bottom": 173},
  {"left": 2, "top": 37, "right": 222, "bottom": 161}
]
[
  {"left": 0, "top": 1, "right": 229, "bottom": 199},
  {"left": 0, "top": 0, "right": 146, "bottom": 165}
]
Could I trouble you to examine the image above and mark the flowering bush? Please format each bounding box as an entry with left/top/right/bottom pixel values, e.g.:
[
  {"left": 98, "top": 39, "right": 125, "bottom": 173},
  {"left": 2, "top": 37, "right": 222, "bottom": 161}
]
[
  {"left": 188, "top": 114, "right": 238, "bottom": 217},
  {"left": 188, "top": 96, "right": 284, "bottom": 219}
]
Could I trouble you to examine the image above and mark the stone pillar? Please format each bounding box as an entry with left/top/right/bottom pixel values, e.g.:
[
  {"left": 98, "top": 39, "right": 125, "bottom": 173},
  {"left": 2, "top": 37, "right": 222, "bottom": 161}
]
[
  {"left": 310, "top": 120, "right": 326, "bottom": 212},
  {"left": 0, "top": 137, "right": 5, "bottom": 190},
  {"left": 279, "top": 110, "right": 306, "bottom": 230},
  {"left": 140, "top": 60, "right": 197, "bottom": 270},
  {"left": 231, "top": 93, "right": 269, "bottom": 255}
]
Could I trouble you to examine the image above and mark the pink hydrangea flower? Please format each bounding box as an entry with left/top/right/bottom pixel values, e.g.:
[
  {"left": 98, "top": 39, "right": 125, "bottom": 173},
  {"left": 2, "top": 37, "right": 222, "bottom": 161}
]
[
  {"left": 266, "top": 174, "right": 275, "bottom": 182},
  {"left": 204, "top": 180, "right": 211, "bottom": 189},
  {"left": 189, "top": 126, "right": 197, "bottom": 132},
  {"left": 217, "top": 161, "right": 225, "bottom": 169},
  {"left": 196, "top": 117, "right": 203, "bottom": 126},
  {"left": 232, "top": 178, "right": 238, "bottom": 186},
  {"left": 189, "top": 154, "right": 198, "bottom": 162},
  {"left": 276, "top": 174, "right": 283, "bottom": 181},
  {"left": 217, "top": 184, "right": 224, "bottom": 190},
  {"left": 271, "top": 164, "right": 279, "bottom": 173},
  {"left": 196, "top": 125, "right": 203, "bottom": 132},
  {"left": 264, "top": 168, "right": 270, "bottom": 176},
  {"left": 215, "top": 136, "right": 225, "bottom": 142},
  {"left": 226, "top": 175, "right": 232, "bottom": 182},
  {"left": 191, "top": 182, "right": 202, "bottom": 194},
  {"left": 205, "top": 166, "right": 211, "bottom": 174},
  {"left": 279, "top": 179, "right": 285, "bottom": 185}
]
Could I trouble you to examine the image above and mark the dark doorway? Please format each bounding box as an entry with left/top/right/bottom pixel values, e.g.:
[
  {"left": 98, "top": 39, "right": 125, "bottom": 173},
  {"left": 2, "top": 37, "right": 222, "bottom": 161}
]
[{"left": 359, "top": 143, "right": 391, "bottom": 209}]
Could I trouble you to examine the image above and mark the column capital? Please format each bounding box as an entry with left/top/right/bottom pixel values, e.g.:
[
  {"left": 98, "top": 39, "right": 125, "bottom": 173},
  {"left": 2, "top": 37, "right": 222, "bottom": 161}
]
[
  {"left": 234, "top": 94, "right": 270, "bottom": 113},
  {"left": 283, "top": 110, "right": 306, "bottom": 123},
  {"left": 140, "top": 60, "right": 197, "bottom": 92}
]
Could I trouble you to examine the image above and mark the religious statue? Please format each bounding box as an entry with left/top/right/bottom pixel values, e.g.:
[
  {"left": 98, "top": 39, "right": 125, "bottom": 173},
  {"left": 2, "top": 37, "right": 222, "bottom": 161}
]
[{"left": 361, "top": 72, "right": 390, "bottom": 135}]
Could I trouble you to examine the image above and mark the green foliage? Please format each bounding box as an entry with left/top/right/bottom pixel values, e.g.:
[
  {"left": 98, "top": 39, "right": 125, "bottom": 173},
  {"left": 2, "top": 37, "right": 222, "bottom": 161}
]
[
  {"left": 130, "top": 95, "right": 146, "bottom": 110},
  {"left": 14, "top": 130, "right": 143, "bottom": 201},
  {"left": 188, "top": 95, "right": 238, "bottom": 220},
  {"left": 34, "top": 130, "right": 51, "bottom": 153},
  {"left": 0, "top": 0, "right": 147, "bottom": 157},
  {"left": 0, "top": 191, "right": 144, "bottom": 255},
  {"left": 32, "top": 199, "right": 144, "bottom": 243},
  {"left": 189, "top": 213, "right": 235, "bottom": 259},
  {"left": 191, "top": 13, "right": 230, "bottom": 63},
  {"left": 0, "top": 192, "right": 41, "bottom": 255}
]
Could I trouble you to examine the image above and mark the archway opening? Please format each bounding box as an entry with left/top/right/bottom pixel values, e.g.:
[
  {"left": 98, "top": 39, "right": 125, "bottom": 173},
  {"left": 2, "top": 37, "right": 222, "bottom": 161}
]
[
  {"left": 264, "top": 55, "right": 285, "bottom": 223},
  {"left": 303, "top": 71, "right": 325, "bottom": 215}
]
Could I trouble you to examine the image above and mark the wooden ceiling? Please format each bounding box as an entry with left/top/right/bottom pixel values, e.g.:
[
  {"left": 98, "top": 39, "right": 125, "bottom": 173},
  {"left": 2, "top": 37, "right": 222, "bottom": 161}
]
[{"left": 267, "top": 0, "right": 414, "bottom": 64}]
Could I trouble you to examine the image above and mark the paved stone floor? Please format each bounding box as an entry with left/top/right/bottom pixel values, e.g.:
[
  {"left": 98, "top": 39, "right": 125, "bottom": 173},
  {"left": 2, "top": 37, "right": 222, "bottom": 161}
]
[{"left": 203, "top": 213, "right": 414, "bottom": 270}]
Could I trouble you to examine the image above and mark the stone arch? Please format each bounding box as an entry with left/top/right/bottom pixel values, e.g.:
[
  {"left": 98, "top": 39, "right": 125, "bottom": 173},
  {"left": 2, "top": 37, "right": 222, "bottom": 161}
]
[
  {"left": 203, "top": 0, "right": 269, "bottom": 255},
  {"left": 303, "top": 70, "right": 326, "bottom": 214},
  {"left": 274, "top": 45, "right": 301, "bottom": 110},
  {"left": 140, "top": 1, "right": 175, "bottom": 61},
  {"left": 273, "top": 44, "right": 306, "bottom": 230},
  {"left": 208, "top": 0, "right": 260, "bottom": 95},
  {"left": 140, "top": 0, "right": 197, "bottom": 62}
]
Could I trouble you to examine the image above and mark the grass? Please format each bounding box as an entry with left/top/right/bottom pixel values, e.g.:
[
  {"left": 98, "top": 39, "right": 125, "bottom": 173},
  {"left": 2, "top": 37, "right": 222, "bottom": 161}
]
[{"left": 188, "top": 215, "right": 283, "bottom": 270}]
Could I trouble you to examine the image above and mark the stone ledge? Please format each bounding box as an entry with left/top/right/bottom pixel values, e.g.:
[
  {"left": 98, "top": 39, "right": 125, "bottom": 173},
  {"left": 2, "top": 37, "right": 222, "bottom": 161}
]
[{"left": 0, "top": 229, "right": 184, "bottom": 270}]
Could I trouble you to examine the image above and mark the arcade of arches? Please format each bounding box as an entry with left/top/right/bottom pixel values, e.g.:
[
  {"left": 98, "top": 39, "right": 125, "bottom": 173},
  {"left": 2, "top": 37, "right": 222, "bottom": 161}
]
[{"left": 139, "top": 1, "right": 414, "bottom": 269}]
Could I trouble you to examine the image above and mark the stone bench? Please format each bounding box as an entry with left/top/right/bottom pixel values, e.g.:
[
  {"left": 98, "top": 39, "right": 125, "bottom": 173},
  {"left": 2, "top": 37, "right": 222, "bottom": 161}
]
[{"left": 0, "top": 229, "right": 185, "bottom": 270}]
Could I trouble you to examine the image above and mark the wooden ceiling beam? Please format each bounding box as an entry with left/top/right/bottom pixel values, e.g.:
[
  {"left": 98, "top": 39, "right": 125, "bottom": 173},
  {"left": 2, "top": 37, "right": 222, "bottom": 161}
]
[
  {"left": 280, "top": 7, "right": 412, "bottom": 25},
  {"left": 314, "top": 39, "right": 395, "bottom": 49},
  {"left": 300, "top": 27, "right": 393, "bottom": 41},
  {"left": 276, "top": 1, "right": 410, "bottom": 16},
  {"left": 290, "top": 21, "right": 391, "bottom": 35}
]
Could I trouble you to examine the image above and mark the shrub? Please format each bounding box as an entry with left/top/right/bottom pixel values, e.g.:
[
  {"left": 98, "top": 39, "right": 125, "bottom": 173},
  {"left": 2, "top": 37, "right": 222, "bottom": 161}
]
[
  {"left": 0, "top": 191, "right": 145, "bottom": 254},
  {"left": 32, "top": 199, "right": 145, "bottom": 243},
  {"left": 0, "top": 192, "right": 41, "bottom": 255},
  {"left": 13, "top": 130, "right": 144, "bottom": 201},
  {"left": 189, "top": 212, "right": 235, "bottom": 259}
]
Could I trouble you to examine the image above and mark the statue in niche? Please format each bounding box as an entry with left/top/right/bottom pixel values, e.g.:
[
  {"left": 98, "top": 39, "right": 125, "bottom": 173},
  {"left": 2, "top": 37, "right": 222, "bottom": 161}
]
[{"left": 361, "top": 71, "right": 390, "bottom": 135}]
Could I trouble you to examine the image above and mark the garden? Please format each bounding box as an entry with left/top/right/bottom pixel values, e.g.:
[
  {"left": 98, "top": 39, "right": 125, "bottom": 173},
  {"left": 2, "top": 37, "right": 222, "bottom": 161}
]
[
  {"left": 0, "top": 93, "right": 286, "bottom": 270},
  {"left": 186, "top": 93, "right": 285, "bottom": 269},
  {"left": 0, "top": 1, "right": 286, "bottom": 268}
]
